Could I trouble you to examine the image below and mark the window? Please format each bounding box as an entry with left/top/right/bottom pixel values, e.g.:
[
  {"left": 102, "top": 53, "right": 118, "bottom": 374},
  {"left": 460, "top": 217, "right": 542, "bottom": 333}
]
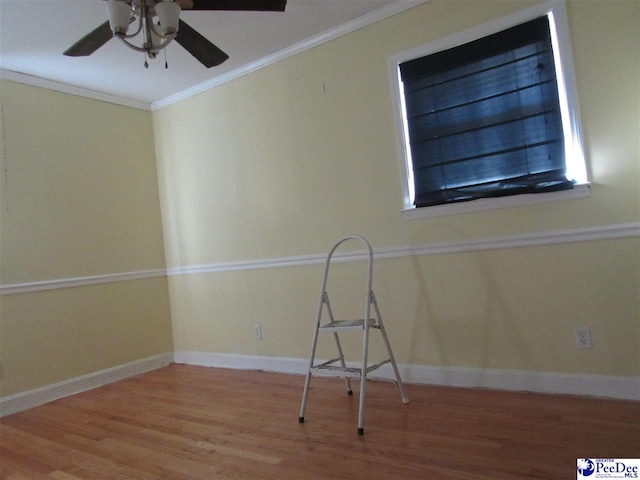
[{"left": 389, "top": 0, "right": 588, "bottom": 218}]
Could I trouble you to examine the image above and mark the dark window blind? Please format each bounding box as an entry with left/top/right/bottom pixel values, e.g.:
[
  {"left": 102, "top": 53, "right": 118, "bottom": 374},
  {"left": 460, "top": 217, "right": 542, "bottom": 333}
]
[{"left": 399, "top": 16, "right": 573, "bottom": 208}]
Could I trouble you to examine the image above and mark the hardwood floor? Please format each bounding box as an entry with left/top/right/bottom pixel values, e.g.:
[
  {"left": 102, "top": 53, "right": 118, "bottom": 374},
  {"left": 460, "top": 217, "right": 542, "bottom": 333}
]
[{"left": 1, "top": 365, "right": 638, "bottom": 479}]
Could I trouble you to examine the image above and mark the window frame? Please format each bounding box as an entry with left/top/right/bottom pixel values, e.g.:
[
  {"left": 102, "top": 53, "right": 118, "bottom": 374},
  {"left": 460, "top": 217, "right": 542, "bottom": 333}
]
[{"left": 388, "top": 0, "right": 589, "bottom": 219}]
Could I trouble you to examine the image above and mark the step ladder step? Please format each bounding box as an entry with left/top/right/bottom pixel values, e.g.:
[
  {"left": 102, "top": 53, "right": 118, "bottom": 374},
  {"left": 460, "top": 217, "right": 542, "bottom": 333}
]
[
  {"left": 310, "top": 365, "right": 362, "bottom": 378},
  {"left": 319, "top": 318, "right": 378, "bottom": 332},
  {"left": 310, "top": 359, "right": 392, "bottom": 379}
]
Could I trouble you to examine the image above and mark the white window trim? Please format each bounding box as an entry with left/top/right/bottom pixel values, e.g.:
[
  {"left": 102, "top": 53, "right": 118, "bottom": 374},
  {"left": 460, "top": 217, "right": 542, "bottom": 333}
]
[
  {"left": 388, "top": 0, "right": 590, "bottom": 220},
  {"left": 402, "top": 183, "right": 590, "bottom": 219}
]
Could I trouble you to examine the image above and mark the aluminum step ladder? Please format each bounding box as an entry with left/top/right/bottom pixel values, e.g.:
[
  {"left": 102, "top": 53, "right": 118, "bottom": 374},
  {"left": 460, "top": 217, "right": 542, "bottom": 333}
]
[{"left": 298, "top": 235, "right": 409, "bottom": 435}]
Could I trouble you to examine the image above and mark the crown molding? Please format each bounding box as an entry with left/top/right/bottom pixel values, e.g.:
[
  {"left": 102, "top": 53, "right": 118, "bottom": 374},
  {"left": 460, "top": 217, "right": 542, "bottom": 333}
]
[
  {"left": 1, "top": 1, "right": 428, "bottom": 111},
  {"left": 0, "top": 69, "right": 152, "bottom": 111},
  {"left": 150, "top": 0, "right": 428, "bottom": 110}
]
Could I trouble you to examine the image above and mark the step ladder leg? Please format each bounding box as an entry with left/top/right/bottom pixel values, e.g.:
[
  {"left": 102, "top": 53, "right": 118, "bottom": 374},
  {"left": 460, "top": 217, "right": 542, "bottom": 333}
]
[
  {"left": 325, "top": 295, "right": 353, "bottom": 395},
  {"left": 299, "top": 291, "right": 326, "bottom": 424},
  {"left": 299, "top": 369, "right": 312, "bottom": 424},
  {"left": 333, "top": 332, "right": 353, "bottom": 395},
  {"left": 372, "top": 292, "right": 409, "bottom": 404},
  {"left": 357, "top": 333, "right": 369, "bottom": 435},
  {"left": 356, "top": 291, "right": 374, "bottom": 435}
]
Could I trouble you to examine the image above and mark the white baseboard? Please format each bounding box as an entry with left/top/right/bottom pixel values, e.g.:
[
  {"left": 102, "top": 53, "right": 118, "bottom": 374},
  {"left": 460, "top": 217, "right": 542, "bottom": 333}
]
[
  {"left": 174, "top": 351, "right": 640, "bottom": 401},
  {"left": 174, "top": 351, "right": 310, "bottom": 374},
  {"left": 2, "top": 351, "right": 636, "bottom": 418},
  {"left": 0, "top": 352, "right": 174, "bottom": 417}
]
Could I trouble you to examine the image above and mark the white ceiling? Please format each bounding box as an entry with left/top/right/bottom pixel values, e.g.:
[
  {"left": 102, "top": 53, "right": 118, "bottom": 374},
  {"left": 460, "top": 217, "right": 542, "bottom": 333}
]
[{"left": 0, "top": 0, "right": 422, "bottom": 109}]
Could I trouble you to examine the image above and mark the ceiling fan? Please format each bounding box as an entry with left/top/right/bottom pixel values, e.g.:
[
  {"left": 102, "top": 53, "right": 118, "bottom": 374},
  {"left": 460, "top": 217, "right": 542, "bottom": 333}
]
[{"left": 63, "top": 0, "right": 287, "bottom": 68}]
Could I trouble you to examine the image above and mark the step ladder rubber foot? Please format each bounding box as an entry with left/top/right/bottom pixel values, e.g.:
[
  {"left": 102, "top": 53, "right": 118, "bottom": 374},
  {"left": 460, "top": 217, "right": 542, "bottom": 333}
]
[
  {"left": 348, "top": 390, "right": 353, "bottom": 396},
  {"left": 298, "top": 417, "right": 305, "bottom": 423},
  {"left": 358, "top": 428, "right": 364, "bottom": 436}
]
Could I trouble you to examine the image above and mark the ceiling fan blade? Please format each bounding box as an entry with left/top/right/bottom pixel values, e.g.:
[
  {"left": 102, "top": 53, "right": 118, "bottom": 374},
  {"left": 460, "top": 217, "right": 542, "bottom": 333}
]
[
  {"left": 175, "top": 19, "right": 229, "bottom": 68},
  {"left": 63, "top": 21, "right": 114, "bottom": 57},
  {"left": 181, "top": 0, "right": 286, "bottom": 11}
]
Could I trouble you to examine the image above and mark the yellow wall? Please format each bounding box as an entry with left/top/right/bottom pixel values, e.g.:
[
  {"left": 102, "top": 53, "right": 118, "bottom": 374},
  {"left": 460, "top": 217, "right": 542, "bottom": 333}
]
[
  {"left": 154, "top": 0, "right": 639, "bottom": 376},
  {"left": 1, "top": 83, "right": 167, "bottom": 282},
  {"left": 0, "top": 82, "right": 173, "bottom": 397},
  {"left": 0, "top": 278, "right": 172, "bottom": 396}
]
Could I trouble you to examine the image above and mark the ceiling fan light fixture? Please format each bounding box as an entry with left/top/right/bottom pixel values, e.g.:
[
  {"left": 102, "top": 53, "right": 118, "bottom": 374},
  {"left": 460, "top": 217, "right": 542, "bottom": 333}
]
[
  {"left": 64, "top": 0, "right": 287, "bottom": 67},
  {"left": 106, "top": 0, "right": 132, "bottom": 34},
  {"left": 155, "top": 1, "right": 181, "bottom": 35}
]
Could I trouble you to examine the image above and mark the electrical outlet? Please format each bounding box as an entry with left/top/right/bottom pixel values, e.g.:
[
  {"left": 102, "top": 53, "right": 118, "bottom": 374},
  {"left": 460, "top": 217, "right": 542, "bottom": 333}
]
[
  {"left": 575, "top": 327, "right": 592, "bottom": 350},
  {"left": 254, "top": 324, "right": 263, "bottom": 340}
]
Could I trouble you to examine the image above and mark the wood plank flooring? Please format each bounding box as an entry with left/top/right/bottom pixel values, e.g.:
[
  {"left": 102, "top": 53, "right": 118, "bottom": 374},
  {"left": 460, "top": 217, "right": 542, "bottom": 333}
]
[{"left": 1, "top": 364, "right": 638, "bottom": 479}]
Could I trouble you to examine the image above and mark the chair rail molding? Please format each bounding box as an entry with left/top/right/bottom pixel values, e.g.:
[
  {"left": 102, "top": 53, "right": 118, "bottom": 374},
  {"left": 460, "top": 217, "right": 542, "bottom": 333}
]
[
  {"left": 2, "top": 223, "right": 638, "bottom": 295},
  {"left": 167, "top": 222, "right": 640, "bottom": 276}
]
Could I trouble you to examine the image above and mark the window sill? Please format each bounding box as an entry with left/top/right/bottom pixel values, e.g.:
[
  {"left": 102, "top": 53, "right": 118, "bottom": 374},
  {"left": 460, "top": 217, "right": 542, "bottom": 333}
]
[{"left": 402, "top": 183, "right": 590, "bottom": 220}]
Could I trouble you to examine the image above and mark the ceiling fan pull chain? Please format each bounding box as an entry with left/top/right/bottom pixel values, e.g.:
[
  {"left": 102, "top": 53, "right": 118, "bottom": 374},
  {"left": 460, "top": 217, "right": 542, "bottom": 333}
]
[{"left": 164, "top": 48, "right": 169, "bottom": 69}]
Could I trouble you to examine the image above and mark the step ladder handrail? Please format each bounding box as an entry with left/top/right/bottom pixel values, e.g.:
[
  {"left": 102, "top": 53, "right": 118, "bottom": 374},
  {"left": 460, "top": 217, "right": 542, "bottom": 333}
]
[{"left": 319, "top": 235, "right": 374, "bottom": 302}]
